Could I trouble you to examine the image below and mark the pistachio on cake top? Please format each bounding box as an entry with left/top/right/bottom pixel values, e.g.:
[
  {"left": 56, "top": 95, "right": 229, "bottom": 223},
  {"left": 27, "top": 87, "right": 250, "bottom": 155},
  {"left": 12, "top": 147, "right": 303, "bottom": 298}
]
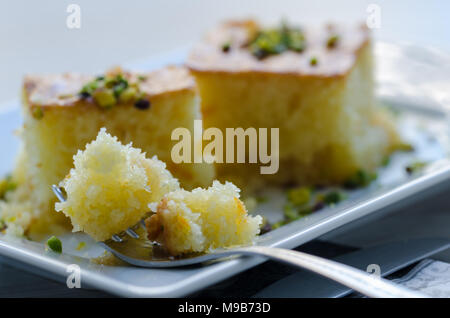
[
  {"left": 187, "top": 20, "right": 370, "bottom": 77},
  {"left": 23, "top": 66, "right": 195, "bottom": 110}
]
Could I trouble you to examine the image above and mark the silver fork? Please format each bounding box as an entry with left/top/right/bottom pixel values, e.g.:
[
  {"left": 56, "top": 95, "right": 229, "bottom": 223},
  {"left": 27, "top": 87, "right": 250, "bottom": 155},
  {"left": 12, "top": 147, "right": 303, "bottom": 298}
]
[{"left": 52, "top": 185, "right": 425, "bottom": 298}]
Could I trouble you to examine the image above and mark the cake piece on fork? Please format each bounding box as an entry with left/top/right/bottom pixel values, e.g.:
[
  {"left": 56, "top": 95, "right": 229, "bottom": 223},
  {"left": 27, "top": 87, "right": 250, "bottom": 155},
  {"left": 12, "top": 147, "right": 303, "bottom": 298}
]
[
  {"left": 145, "top": 180, "right": 262, "bottom": 256},
  {"left": 55, "top": 128, "right": 180, "bottom": 241}
]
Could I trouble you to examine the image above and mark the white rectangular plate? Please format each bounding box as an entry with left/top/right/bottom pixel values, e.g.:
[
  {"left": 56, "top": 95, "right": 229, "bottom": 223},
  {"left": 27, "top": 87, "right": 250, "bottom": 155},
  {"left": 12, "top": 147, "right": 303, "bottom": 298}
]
[{"left": 0, "top": 42, "right": 449, "bottom": 297}]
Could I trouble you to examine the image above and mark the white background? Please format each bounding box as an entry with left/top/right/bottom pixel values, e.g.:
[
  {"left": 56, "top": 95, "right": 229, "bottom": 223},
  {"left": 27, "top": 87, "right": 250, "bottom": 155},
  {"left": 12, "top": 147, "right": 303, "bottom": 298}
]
[{"left": 1, "top": 0, "right": 449, "bottom": 103}]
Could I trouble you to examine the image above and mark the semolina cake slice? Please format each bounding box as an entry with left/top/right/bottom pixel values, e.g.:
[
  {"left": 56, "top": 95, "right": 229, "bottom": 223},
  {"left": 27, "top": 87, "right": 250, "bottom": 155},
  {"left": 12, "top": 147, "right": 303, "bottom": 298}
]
[
  {"left": 1, "top": 66, "right": 214, "bottom": 237},
  {"left": 187, "top": 20, "right": 401, "bottom": 190},
  {"left": 55, "top": 128, "right": 180, "bottom": 241},
  {"left": 145, "top": 180, "right": 262, "bottom": 256}
]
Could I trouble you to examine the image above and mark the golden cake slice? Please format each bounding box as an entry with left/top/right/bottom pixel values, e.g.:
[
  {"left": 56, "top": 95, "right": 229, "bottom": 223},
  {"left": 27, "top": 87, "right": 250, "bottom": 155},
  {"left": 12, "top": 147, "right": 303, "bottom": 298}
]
[
  {"left": 146, "top": 180, "right": 262, "bottom": 256},
  {"left": 55, "top": 128, "right": 180, "bottom": 241},
  {"left": 2, "top": 66, "right": 214, "bottom": 237},
  {"left": 187, "top": 20, "right": 400, "bottom": 190}
]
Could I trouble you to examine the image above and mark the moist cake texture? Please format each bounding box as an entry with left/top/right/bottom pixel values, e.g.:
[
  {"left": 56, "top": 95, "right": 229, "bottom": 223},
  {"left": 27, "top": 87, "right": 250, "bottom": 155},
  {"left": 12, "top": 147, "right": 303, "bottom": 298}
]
[
  {"left": 146, "top": 180, "right": 262, "bottom": 256},
  {"left": 1, "top": 66, "right": 214, "bottom": 236},
  {"left": 187, "top": 20, "right": 401, "bottom": 190},
  {"left": 55, "top": 128, "right": 180, "bottom": 241}
]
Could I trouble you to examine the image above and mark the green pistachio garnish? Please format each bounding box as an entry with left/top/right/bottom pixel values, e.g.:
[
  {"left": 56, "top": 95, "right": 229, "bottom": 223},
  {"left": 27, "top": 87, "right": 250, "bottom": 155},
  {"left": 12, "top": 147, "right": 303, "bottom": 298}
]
[
  {"left": 222, "top": 42, "right": 231, "bottom": 53},
  {"left": 119, "top": 87, "right": 138, "bottom": 103},
  {"left": 92, "top": 89, "right": 116, "bottom": 108},
  {"left": 323, "top": 191, "right": 346, "bottom": 205},
  {"left": 287, "top": 29, "right": 306, "bottom": 52},
  {"left": 271, "top": 221, "right": 283, "bottom": 230},
  {"left": 0, "top": 175, "right": 17, "bottom": 200},
  {"left": 76, "top": 241, "right": 86, "bottom": 251},
  {"left": 287, "top": 186, "right": 311, "bottom": 206},
  {"left": 344, "top": 170, "right": 377, "bottom": 189},
  {"left": 283, "top": 202, "right": 312, "bottom": 222},
  {"left": 47, "top": 236, "right": 62, "bottom": 253},
  {"left": 283, "top": 203, "right": 298, "bottom": 221},
  {"left": 79, "top": 73, "right": 150, "bottom": 110},
  {"left": 113, "top": 81, "right": 128, "bottom": 97},
  {"left": 310, "top": 56, "right": 318, "bottom": 66},
  {"left": 80, "top": 81, "right": 100, "bottom": 97},
  {"left": 248, "top": 22, "right": 306, "bottom": 59},
  {"left": 0, "top": 180, "right": 8, "bottom": 200},
  {"left": 275, "top": 185, "right": 353, "bottom": 229},
  {"left": 104, "top": 74, "right": 127, "bottom": 90},
  {"left": 327, "top": 34, "right": 339, "bottom": 48},
  {"left": 272, "top": 196, "right": 323, "bottom": 229},
  {"left": 405, "top": 161, "right": 427, "bottom": 175},
  {"left": 32, "top": 107, "right": 44, "bottom": 119}
]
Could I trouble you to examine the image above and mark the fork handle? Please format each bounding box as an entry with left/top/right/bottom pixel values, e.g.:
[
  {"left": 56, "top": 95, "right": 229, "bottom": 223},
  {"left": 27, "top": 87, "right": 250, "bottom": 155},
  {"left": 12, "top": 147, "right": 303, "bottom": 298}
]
[{"left": 231, "top": 245, "right": 425, "bottom": 298}]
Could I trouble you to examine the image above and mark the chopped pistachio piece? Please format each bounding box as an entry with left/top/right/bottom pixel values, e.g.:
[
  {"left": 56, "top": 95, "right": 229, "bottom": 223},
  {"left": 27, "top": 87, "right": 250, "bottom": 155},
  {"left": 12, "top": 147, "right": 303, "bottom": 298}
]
[
  {"left": 119, "top": 87, "right": 138, "bottom": 103},
  {"left": 47, "top": 236, "right": 62, "bottom": 253},
  {"left": 283, "top": 203, "right": 298, "bottom": 221},
  {"left": 249, "top": 22, "right": 306, "bottom": 59},
  {"left": 287, "top": 29, "right": 306, "bottom": 52},
  {"left": 76, "top": 241, "right": 86, "bottom": 251},
  {"left": 310, "top": 56, "right": 318, "bottom": 66},
  {"left": 222, "top": 42, "right": 231, "bottom": 52},
  {"left": 79, "top": 72, "right": 145, "bottom": 108},
  {"left": 93, "top": 89, "right": 116, "bottom": 108},
  {"left": 323, "top": 191, "right": 346, "bottom": 205},
  {"left": 287, "top": 186, "right": 311, "bottom": 206},
  {"left": 327, "top": 34, "right": 339, "bottom": 48},
  {"left": 80, "top": 81, "right": 99, "bottom": 96},
  {"left": 113, "top": 81, "right": 128, "bottom": 97},
  {"left": 344, "top": 170, "right": 377, "bottom": 189},
  {"left": 0, "top": 180, "right": 7, "bottom": 200},
  {"left": 283, "top": 202, "right": 312, "bottom": 223},
  {"left": 405, "top": 161, "right": 427, "bottom": 175},
  {"left": 0, "top": 175, "right": 17, "bottom": 200}
]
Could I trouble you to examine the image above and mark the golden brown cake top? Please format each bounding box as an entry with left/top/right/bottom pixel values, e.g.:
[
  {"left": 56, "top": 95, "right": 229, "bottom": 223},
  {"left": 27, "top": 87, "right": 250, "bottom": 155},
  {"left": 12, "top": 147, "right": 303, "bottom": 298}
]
[
  {"left": 187, "top": 20, "right": 370, "bottom": 77},
  {"left": 24, "top": 66, "right": 195, "bottom": 109}
]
